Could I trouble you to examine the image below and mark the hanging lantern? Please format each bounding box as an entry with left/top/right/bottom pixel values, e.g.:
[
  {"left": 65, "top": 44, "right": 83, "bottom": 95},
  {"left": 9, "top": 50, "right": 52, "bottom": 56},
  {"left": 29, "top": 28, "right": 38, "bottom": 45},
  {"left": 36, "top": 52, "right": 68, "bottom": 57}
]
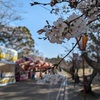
[{"left": 76, "top": 35, "right": 88, "bottom": 51}]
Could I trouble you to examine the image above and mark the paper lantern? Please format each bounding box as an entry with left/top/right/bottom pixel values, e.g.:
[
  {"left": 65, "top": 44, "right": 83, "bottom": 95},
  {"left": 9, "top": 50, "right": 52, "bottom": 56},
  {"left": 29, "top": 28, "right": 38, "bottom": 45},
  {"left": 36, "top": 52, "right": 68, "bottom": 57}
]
[{"left": 76, "top": 35, "right": 88, "bottom": 51}]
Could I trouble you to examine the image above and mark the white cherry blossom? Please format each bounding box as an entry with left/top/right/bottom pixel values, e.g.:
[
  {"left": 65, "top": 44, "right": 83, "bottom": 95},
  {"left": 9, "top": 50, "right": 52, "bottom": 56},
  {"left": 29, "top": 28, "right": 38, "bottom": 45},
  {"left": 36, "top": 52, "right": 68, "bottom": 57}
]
[
  {"left": 77, "top": 0, "right": 99, "bottom": 20},
  {"left": 49, "top": 35, "right": 64, "bottom": 44},
  {"left": 45, "top": 30, "right": 53, "bottom": 38},
  {"left": 67, "top": 13, "right": 78, "bottom": 22},
  {"left": 65, "top": 33, "right": 72, "bottom": 40},
  {"left": 53, "top": 18, "right": 68, "bottom": 36},
  {"left": 35, "top": 0, "right": 99, "bottom": 45},
  {"left": 37, "top": 13, "right": 89, "bottom": 44},
  {"left": 66, "top": 14, "right": 87, "bottom": 37}
]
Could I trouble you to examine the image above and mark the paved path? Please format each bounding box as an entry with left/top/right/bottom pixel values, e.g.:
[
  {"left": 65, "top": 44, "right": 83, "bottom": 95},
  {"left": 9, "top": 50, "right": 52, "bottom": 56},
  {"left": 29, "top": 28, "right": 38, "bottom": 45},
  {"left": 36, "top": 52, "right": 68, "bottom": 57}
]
[{"left": 0, "top": 79, "right": 68, "bottom": 100}]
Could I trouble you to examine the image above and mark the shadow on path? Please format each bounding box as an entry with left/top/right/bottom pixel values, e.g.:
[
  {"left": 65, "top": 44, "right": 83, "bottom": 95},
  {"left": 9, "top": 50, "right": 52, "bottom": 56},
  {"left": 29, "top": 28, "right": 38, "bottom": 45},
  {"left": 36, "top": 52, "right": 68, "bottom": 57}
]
[{"left": 0, "top": 80, "right": 62, "bottom": 100}]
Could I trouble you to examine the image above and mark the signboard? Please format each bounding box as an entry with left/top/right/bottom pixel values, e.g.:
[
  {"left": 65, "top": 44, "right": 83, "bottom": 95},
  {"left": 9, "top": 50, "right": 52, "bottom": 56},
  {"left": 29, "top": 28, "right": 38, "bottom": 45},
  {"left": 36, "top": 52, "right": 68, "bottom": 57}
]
[{"left": 0, "top": 46, "right": 18, "bottom": 63}]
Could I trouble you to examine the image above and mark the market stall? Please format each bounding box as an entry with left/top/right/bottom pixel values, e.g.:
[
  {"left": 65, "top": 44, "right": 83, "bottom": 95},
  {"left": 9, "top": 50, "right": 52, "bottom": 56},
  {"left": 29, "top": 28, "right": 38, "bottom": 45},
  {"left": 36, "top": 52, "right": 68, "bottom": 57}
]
[
  {"left": 0, "top": 63, "right": 16, "bottom": 86},
  {"left": 0, "top": 46, "right": 17, "bottom": 86},
  {"left": 16, "top": 57, "right": 53, "bottom": 80}
]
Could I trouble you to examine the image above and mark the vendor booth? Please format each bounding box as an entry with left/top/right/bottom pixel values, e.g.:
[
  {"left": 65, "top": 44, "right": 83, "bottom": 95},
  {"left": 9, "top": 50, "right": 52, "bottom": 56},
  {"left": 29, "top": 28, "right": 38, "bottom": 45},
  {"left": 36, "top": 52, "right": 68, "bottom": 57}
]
[
  {"left": 0, "top": 63, "right": 16, "bottom": 86},
  {"left": 0, "top": 46, "right": 17, "bottom": 86}
]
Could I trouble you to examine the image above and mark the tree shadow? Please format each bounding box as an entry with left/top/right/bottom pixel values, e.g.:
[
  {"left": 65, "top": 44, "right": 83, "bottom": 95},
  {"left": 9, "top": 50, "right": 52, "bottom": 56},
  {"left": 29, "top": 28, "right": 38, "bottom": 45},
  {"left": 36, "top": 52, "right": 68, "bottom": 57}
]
[
  {"left": 0, "top": 80, "right": 62, "bottom": 100},
  {"left": 67, "top": 80, "right": 100, "bottom": 100}
]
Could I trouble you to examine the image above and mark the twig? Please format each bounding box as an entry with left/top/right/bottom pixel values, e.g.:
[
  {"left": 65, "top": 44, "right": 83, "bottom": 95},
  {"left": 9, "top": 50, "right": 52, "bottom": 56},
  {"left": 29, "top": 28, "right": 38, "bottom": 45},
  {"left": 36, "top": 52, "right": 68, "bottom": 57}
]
[{"left": 56, "top": 36, "right": 82, "bottom": 66}]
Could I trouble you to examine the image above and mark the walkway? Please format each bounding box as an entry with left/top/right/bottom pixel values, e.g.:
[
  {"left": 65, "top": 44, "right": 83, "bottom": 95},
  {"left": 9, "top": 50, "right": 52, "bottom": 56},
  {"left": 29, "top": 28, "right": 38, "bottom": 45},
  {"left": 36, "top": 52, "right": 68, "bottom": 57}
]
[{"left": 0, "top": 79, "right": 68, "bottom": 100}]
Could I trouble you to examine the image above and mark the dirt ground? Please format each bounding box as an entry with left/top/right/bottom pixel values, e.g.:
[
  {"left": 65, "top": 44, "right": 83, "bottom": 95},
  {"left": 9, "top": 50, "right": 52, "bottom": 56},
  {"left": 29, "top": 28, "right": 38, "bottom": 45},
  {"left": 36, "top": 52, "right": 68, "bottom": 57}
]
[
  {"left": 0, "top": 80, "right": 64, "bottom": 100},
  {"left": 67, "top": 73, "right": 100, "bottom": 100},
  {"left": 0, "top": 70, "right": 100, "bottom": 100}
]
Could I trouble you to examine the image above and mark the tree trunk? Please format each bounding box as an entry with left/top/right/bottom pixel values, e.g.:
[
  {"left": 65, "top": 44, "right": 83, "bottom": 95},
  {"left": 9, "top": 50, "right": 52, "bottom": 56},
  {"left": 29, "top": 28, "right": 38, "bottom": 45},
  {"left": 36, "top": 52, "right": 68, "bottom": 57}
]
[
  {"left": 85, "top": 70, "right": 97, "bottom": 92},
  {"left": 81, "top": 52, "right": 99, "bottom": 92},
  {"left": 82, "top": 52, "right": 100, "bottom": 72}
]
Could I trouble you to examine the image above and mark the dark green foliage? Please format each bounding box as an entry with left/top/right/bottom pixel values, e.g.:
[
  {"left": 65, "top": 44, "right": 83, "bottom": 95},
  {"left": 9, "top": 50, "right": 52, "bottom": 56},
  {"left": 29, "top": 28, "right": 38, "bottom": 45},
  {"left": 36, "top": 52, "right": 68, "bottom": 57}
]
[{"left": 0, "top": 25, "right": 35, "bottom": 57}]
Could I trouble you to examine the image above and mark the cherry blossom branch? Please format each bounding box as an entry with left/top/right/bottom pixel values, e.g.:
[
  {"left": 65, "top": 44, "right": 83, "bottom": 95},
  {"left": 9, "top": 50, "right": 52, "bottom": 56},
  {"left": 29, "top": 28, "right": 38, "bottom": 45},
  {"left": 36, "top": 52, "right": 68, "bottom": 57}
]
[
  {"left": 32, "top": 36, "right": 82, "bottom": 73},
  {"left": 30, "top": 2, "right": 50, "bottom": 6},
  {"left": 87, "top": 15, "right": 100, "bottom": 25},
  {"left": 30, "top": 0, "right": 69, "bottom": 6},
  {"left": 55, "top": 35, "right": 82, "bottom": 66},
  {"left": 69, "top": 13, "right": 84, "bottom": 24}
]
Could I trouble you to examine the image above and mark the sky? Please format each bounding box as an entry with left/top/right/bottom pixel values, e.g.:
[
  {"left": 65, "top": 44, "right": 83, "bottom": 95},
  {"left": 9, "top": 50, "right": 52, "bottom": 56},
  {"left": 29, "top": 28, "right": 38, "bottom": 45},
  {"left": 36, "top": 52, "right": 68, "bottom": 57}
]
[{"left": 14, "top": 0, "right": 79, "bottom": 60}]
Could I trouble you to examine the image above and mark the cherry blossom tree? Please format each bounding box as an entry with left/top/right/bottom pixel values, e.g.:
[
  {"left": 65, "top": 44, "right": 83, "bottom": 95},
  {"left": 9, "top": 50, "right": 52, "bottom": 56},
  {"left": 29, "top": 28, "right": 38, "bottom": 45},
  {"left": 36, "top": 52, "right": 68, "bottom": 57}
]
[
  {"left": 30, "top": 0, "right": 100, "bottom": 66},
  {"left": 30, "top": 0, "right": 100, "bottom": 92},
  {"left": 31, "top": 0, "right": 99, "bottom": 44}
]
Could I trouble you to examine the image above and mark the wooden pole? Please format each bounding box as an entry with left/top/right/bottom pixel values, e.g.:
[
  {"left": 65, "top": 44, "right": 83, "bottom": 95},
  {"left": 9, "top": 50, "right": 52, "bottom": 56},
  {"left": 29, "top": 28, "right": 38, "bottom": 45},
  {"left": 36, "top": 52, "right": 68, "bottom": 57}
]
[
  {"left": 75, "top": 35, "right": 88, "bottom": 100},
  {"left": 82, "top": 56, "right": 86, "bottom": 100}
]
